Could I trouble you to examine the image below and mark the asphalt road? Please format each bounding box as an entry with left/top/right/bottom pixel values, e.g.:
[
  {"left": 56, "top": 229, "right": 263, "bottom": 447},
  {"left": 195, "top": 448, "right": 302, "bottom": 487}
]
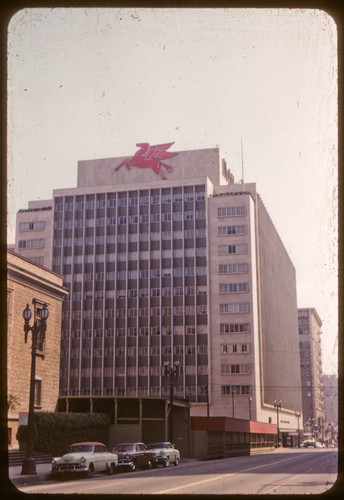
[{"left": 14, "top": 448, "right": 338, "bottom": 496}]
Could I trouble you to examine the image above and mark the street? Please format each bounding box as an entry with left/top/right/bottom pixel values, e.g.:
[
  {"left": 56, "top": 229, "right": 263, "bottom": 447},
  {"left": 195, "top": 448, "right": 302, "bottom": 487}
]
[{"left": 14, "top": 447, "right": 338, "bottom": 495}]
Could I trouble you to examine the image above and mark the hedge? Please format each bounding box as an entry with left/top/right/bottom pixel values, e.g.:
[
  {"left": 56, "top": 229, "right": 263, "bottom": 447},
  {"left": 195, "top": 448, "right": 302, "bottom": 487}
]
[{"left": 32, "top": 412, "right": 110, "bottom": 457}]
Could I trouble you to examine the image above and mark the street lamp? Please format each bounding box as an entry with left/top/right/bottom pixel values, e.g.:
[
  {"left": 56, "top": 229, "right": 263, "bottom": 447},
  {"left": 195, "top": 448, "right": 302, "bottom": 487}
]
[
  {"left": 274, "top": 399, "right": 282, "bottom": 447},
  {"left": 21, "top": 303, "right": 49, "bottom": 475},
  {"left": 163, "top": 359, "right": 180, "bottom": 443},
  {"left": 248, "top": 396, "right": 253, "bottom": 421},
  {"left": 295, "top": 411, "right": 301, "bottom": 447}
]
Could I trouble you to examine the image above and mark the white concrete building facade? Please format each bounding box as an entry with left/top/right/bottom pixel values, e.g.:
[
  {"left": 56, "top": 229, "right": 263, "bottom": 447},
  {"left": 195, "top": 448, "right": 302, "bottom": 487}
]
[{"left": 14, "top": 145, "right": 302, "bottom": 433}]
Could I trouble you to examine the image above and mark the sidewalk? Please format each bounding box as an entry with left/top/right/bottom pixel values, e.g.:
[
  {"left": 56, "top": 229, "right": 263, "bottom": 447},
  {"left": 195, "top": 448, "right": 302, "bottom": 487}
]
[{"left": 8, "top": 463, "right": 52, "bottom": 488}]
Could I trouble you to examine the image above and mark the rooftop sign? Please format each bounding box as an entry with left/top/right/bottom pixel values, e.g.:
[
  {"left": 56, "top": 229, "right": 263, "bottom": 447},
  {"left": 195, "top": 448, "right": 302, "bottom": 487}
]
[{"left": 114, "top": 142, "right": 178, "bottom": 180}]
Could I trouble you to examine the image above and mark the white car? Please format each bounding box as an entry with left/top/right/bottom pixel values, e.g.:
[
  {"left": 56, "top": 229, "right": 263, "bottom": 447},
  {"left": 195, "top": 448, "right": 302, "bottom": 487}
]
[
  {"left": 51, "top": 441, "right": 118, "bottom": 477},
  {"left": 147, "top": 442, "right": 180, "bottom": 467}
]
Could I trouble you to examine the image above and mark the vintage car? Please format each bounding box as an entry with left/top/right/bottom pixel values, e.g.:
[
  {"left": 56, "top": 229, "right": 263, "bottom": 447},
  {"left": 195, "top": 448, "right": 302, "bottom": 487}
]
[
  {"left": 302, "top": 438, "right": 317, "bottom": 448},
  {"left": 112, "top": 442, "right": 156, "bottom": 471},
  {"left": 147, "top": 441, "right": 180, "bottom": 467},
  {"left": 51, "top": 442, "right": 118, "bottom": 477}
]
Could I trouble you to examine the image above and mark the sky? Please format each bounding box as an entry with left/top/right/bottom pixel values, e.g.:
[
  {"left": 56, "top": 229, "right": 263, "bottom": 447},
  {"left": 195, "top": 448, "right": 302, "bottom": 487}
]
[{"left": 7, "top": 8, "right": 338, "bottom": 374}]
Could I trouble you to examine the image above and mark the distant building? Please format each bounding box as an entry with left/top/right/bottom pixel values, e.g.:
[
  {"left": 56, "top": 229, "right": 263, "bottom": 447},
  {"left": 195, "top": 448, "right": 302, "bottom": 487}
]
[
  {"left": 14, "top": 199, "right": 53, "bottom": 269},
  {"left": 14, "top": 145, "right": 302, "bottom": 438},
  {"left": 298, "top": 308, "right": 325, "bottom": 438},
  {"left": 7, "top": 251, "right": 68, "bottom": 448},
  {"left": 323, "top": 374, "right": 338, "bottom": 426}
]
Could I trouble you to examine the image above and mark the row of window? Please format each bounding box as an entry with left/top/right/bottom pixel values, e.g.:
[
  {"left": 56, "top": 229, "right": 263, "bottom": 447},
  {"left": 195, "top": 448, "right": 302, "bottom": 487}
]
[
  {"left": 56, "top": 192, "right": 206, "bottom": 212},
  {"left": 18, "top": 239, "right": 44, "bottom": 249},
  {"left": 218, "top": 244, "right": 247, "bottom": 255},
  {"left": 63, "top": 304, "right": 207, "bottom": 320},
  {"left": 220, "top": 323, "right": 250, "bottom": 333},
  {"left": 69, "top": 286, "right": 207, "bottom": 301},
  {"left": 220, "top": 343, "right": 250, "bottom": 354},
  {"left": 218, "top": 225, "right": 246, "bottom": 236},
  {"left": 66, "top": 364, "right": 209, "bottom": 378},
  {"left": 61, "top": 386, "right": 208, "bottom": 398},
  {"left": 217, "top": 206, "right": 246, "bottom": 217},
  {"left": 219, "top": 283, "right": 249, "bottom": 294},
  {"left": 65, "top": 344, "right": 208, "bottom": 357},
  {"left": 63, "top": 324, "right": 207, "bottom": 338},
  {"left": 19, "top": 221, "right": 45, "bottom": 232},
  {"left": 221, "top": 385, "right": 251, "bottom": 395},
  {"left": 219, "top": 263, "right": 248, "bottom": 274},
  {"left": 221, "top": 364, "right": 251, "bottom": 374},
  {"left": 54, "top": 229, "right": 206, "bottom": 247},
  {"left": 56, "top": 211, "right": 206, "bottom": 228},
  {"left": 220, "top": 303, "right": 250, "bottom": 314},
  {"left": 65, "top": 267, "right": 207, "bottom": 283},
  {"left": 55, "top": 247, "right": 206, "bottom": 265}
]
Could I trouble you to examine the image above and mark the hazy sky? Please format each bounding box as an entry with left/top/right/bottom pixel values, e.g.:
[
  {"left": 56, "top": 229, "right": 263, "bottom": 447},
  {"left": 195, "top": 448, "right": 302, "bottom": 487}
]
[{"left": 7, "top": 8, "right": 338, "bottom": 374}]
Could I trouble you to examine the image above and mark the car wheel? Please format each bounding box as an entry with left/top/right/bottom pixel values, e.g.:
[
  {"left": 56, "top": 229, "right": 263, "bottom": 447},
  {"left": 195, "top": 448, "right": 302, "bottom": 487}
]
[
  {"left": 130, "top": 461, "right": 136, "bottom": 472},
  {"left": 86, "top": 464, "right": 94, "bottom": 478},
  {"left": 164, "top": 457, "right": 170, "bottom": 467},
  {"left": 108, "top": 463, "right": 116, "bottom": 475},
  {"left": 174, "top": 457, "right": 179, "bottom": 466}
]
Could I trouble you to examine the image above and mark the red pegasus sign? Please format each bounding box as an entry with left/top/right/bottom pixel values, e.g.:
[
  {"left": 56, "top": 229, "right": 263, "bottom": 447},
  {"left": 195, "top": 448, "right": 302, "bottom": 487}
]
[{"left": 114, "top": 142, "right": 178, "bottom": 180}]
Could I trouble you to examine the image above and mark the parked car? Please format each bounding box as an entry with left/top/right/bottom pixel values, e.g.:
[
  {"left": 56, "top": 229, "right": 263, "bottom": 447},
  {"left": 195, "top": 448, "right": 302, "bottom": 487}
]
[
  {"left": 302, "top": 439, "right": 316, "bottom": 448},
  {"left": 112, "top": 442, "right": 156, "bottom": 471},
  {"left": 51, "top": 442, "right": 118, "bottom": 477},
  {"left": 147, "top": 442, "right": 180, "bottom": 467}
]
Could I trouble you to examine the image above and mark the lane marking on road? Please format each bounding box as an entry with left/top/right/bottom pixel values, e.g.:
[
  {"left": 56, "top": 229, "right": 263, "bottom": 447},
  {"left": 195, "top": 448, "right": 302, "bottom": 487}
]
[
  {"left": 155, "top": 455, "right": 303, "bottom": 495},
  {"left": 262, "top": 455, "right": 337, "bottom": 495}
]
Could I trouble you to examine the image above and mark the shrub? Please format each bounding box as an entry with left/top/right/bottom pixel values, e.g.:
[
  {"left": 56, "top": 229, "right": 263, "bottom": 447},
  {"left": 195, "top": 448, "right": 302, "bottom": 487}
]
[
  {"left": 33, "top": 412, "right": 110, "bottom": 456},
  {"left": 16, "top": 424, "right": 38, "bottom": 444}
]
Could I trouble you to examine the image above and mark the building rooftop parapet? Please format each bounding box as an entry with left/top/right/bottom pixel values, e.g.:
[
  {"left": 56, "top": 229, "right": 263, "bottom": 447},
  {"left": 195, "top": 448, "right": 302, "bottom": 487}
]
[{"left": 18, "top": 206, "right": 52, "bottom": 213}]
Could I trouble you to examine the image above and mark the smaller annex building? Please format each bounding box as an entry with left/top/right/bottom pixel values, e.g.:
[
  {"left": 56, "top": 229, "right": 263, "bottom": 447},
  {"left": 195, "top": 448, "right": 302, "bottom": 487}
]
[{"left": 190, "top": 416, "right": 277, "bottom": 459}]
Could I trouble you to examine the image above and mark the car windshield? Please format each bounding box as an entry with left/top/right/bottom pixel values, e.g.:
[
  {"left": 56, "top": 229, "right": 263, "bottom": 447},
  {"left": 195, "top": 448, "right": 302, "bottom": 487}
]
[
  {"left": 147, "top": 443, "right": 169, "bottom": 449},
  {"left": 69, "top": 444, "right": 94, "bottom": 453},
  {"left": 113, "top": 443, "right": 135, "bottom": 452}
]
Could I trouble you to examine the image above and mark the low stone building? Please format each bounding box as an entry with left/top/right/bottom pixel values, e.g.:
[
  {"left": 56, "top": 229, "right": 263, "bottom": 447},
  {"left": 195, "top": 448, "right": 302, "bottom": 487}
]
[{"left": 7, "top": 250, "right": 68, "bottom": 448}]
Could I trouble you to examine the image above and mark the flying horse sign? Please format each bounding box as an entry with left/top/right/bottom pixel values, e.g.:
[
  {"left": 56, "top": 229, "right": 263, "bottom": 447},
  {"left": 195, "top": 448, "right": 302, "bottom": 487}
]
[{"left": 114, "top": 142, "right": 178, "bottom": 180}]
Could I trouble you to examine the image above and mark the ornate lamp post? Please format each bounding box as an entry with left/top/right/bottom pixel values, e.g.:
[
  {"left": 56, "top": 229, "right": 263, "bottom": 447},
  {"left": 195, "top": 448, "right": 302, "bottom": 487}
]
[
  {"left": 274, "top": 399, "right": 282, "bottom": 447},
  {"left": 163, "top": 360, "right": 180, "bottom": 443},
  {"left": 295, "top": 411, "right": 301, "bottom": 447},
  {"left": 21, "top": 303, "right": 49, "bottom": 475}
]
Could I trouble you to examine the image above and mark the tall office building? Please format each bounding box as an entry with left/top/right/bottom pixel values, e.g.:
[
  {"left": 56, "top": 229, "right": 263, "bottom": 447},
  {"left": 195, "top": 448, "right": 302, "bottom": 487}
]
[
  {"left": 298, "top": 308, "right": 325, "bottom": 433},
  {"left": 14, "top": 145, "right": 302, "bottom": 431}
]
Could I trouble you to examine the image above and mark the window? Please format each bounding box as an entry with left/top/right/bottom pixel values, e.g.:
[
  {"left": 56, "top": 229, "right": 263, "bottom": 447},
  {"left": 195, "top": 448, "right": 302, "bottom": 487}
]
[
  {"left": 217, "top": 206, "right": 246, "bottom": 217},
  {"left": 220, "top": 303, "right": 250, "bottom": 314},
  {"left": 219, "top": 263, "right": 249, "bottom": 274},
  {"left": 19, "top": 221, "right": 45, "bottom": 231},
  {"left": 221, "top": 364, "right": 251, "bottom": 374},
  {"left": 220, "top": 323, "right": 250, "bottom": 333},
  {"left": 19, "top": 239, "right": 44, "bottom": 249},
  {"left": 218, "top": 244, "right": 247, "bottom": 255},
  {"left": 221, "top": 385, "right": 251, "bottom": 395},
  {"left": 218, "top": 225, "right": 246, "bottom": 236},
  {"left": 219, "top": 283, "right": 249, "bottom": 294}
]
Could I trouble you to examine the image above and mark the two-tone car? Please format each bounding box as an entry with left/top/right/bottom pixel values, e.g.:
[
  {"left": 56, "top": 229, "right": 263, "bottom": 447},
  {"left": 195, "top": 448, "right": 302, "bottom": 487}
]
[
  {"left": 147, "top": 442, "right": 180, "bottom": 467},
  {"left": 51, "top": 442, "right": 118, "bottom": 477},
  {"left": 113, "top": 442, "right": 156, "bottom": 471}
]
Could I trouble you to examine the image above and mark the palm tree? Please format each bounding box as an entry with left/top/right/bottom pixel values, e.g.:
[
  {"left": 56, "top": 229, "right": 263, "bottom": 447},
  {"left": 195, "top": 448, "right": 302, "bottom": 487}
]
[{"left": 7, "top": 394, "right": 20, "bottom": 412}]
